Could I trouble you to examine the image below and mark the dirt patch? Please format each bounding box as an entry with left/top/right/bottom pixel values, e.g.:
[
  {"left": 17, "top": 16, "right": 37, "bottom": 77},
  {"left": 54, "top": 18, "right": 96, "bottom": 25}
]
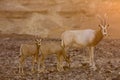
[{"left": 0, "top": 35, "right": 119, "bottom": 80}]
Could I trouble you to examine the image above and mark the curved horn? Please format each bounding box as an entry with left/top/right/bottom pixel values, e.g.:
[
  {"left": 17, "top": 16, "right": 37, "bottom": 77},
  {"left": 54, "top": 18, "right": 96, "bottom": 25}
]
[
  {"left": 103, "top": 13, "right": 107, "bottom": 25},
  {"left": 97, "top": 15, "right": 104, "bottom": 25}
]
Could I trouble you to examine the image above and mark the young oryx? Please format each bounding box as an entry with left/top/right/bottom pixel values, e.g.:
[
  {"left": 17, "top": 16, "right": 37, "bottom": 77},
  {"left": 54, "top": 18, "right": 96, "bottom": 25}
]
[
  {"left": 38, "top": 40, "right": 70, "bottom": 73},
  {"left": 19, "top": 39, "right": 41, "bottom": 74},
  {"left": 61, "top": 15, "right": 109, "bottom": 69}
]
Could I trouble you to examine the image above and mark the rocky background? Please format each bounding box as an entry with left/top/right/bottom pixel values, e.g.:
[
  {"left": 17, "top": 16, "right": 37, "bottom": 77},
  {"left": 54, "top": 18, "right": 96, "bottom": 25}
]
[
  {"left": 0, "top": 0, "right": 120, "bottom": 80},
  {"left": 0, "top": 0, "right": 120, "bottom": 38}
]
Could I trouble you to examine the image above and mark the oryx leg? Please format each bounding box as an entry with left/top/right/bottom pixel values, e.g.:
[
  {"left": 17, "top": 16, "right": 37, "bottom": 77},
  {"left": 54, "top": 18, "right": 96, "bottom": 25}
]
[
  {"left": 19, "top": 56, "right": 25, "bottom": 74},
  {"left": 57, "top": 53, "right": 64, "bottom": 72},
  {"left": 62, "top": 48, "right": 70, "bottom": 68},
  {"left": 38, "top": 55, "right": 45, "bottom": 73},
  {"left": 89, "top": 47, "right": 96, "bottom": 70}
]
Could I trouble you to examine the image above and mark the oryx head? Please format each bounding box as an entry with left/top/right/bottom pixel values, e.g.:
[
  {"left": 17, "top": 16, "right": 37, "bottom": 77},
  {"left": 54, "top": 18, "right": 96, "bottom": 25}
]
[
  {"left": 97, "top": 14, "right": 109, "bottom": 36},
  {"left": 35, "top": 39, "right": 42, "bottom": 46}
]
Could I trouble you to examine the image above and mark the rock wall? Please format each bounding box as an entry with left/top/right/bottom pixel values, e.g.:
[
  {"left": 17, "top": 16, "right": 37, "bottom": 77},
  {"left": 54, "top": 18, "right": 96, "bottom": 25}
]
[{"left": 0, "top": 0, "right": 120, "bottom": 38}]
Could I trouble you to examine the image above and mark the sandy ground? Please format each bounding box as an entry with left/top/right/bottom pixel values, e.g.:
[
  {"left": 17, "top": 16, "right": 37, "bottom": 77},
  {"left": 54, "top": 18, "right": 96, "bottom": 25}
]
[{"left": 0, "top": 34, "right": 120, "bottom": 80}]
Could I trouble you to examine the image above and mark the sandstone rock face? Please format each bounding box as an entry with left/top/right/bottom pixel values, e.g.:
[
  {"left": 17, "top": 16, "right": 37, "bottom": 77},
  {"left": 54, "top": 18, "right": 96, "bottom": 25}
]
[{"left": 0, "top": 0, "right": 119, "bottom": 38}]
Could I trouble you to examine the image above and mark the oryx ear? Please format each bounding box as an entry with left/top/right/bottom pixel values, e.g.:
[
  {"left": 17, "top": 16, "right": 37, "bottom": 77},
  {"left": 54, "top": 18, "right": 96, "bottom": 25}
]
[
  {"left": 98, "top": 24, "right": 102, "bottom": 28},
  {"left": 98, "top": 24, "right": 101, "bottom": 27},
  {"left": 35, "top": 39, "right": 39, "bottom": 42},
  {"left": 35, "top": 39, "right": 37, "bottom": 42}
]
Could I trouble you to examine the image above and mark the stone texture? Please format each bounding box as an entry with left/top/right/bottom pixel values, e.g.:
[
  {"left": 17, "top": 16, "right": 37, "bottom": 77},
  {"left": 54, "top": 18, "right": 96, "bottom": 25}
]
[{"left": 0, "top": 0, "right": 119, "bottom": 38}]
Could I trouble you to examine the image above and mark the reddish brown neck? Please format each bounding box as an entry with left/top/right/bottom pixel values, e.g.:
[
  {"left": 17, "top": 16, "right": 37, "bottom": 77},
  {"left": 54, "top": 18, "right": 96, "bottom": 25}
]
[
  {"left": 35, "top": 43, "right": 40, "bottom": 53},
  {"left": 91, "top": 28, "right": 104, "bottom": 46}
]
